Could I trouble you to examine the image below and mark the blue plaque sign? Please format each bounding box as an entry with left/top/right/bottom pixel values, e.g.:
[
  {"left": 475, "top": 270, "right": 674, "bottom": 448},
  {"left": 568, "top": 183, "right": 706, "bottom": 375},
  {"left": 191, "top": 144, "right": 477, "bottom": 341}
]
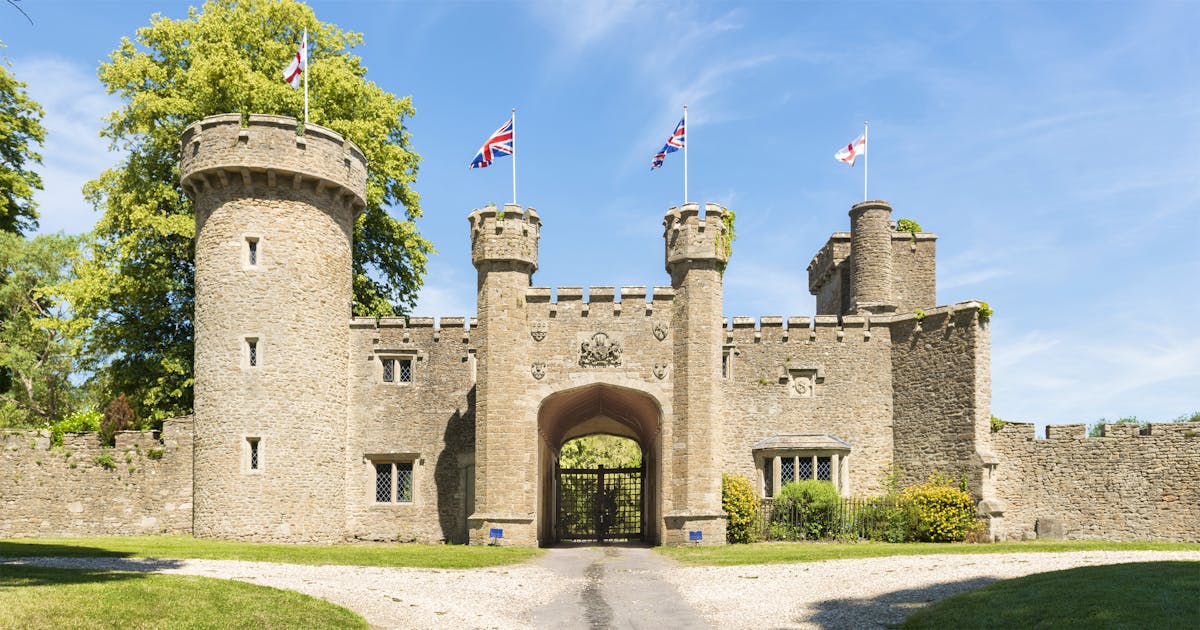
[
  {"left": 489, "top": 528, "right": 503, "bottom": 539},
  {"left": 688, "top": 530, "right": 702, "bottom": 541}
]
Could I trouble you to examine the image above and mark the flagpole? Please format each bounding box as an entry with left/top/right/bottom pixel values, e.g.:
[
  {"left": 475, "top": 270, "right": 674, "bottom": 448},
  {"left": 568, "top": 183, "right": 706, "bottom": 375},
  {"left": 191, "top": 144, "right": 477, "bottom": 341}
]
[
  {"left": 683, "top": 104, "right": 689, "bottom": 205},
  {"left": 863, "top": 120, "right": 868, "bottom": 201},
  {"left": 511, "top": 108, "right": 517, "bottom": 205},
  {"left": 303, "top": 29, "right": 309, "bottom": 126}
]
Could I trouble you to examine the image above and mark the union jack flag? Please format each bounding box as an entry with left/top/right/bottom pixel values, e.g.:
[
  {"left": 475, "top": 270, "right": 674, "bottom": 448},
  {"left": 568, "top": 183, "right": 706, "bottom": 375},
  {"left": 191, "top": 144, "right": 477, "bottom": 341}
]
[
  {"left": 650, "top": 117, "right": 685, "bottom": 170},
  {"left": 469, "top": 117, "right": 514, "bottom": 169}
]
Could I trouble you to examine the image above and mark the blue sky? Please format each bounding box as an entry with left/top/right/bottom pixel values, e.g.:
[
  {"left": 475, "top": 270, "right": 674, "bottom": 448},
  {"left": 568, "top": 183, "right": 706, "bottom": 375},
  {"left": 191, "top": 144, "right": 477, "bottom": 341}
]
[{"left": 4, "top": 0, "right": 1198, "bottom": 430}]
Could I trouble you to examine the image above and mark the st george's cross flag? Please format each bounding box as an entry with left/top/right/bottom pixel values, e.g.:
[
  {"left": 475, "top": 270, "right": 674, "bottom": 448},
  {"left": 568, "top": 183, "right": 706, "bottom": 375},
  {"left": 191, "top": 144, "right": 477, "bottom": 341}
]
[
  {"left": 835, "top": 134, "right": 866, "bottom": 166},
  {"left": 283, "top": 31, "right": 307, "bottom": 89},
  {"left": 650, "top": 117, "right": 686, "bottom": 170},
  {"left": 469, "top": 117, "right": 515, "bottom": 169}
]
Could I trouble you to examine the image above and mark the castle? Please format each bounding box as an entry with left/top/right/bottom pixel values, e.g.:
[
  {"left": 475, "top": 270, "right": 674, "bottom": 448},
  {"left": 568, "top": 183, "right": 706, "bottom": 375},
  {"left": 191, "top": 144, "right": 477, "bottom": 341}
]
[{"left": 1, "top": 115, "right": 1195, "bottom": 545}]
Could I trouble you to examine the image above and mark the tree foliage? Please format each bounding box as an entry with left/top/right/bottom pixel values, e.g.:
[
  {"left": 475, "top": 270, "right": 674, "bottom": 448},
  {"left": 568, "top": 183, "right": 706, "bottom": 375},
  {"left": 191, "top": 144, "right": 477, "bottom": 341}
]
[
  {"left": 558, "top": 434, "right": 642, "bottom": 468},
  {"left": 0, "top": 39, "right": 46, "bottom": 235},
  {"left": 67, "top": 0, "right": 431, "bottom": 420},
  {"left": 0, "top": 232, "right": 87, "bottom": 427}
]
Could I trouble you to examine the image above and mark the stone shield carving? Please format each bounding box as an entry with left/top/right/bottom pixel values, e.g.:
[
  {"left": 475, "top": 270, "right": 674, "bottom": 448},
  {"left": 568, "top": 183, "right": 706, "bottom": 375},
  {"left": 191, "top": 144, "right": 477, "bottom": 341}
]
[
  {"left": 531, "top": 362, "right": 547, "bottom": 380},
  {"left": 579, "top": 332, "right": 622, "bottom": 367},
  {"left": 653, "top": 322, "right": 668, "bottom": 341},
  {"left": 530, "top": 321, "right": 548, "bottom": 342},
  {"left": 653, "top": 362, "right": 669, "bottom": 380}
]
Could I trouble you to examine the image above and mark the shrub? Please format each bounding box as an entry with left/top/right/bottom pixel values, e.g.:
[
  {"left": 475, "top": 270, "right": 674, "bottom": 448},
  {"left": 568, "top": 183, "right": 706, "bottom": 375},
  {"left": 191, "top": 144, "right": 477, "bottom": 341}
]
[
  {"left": 772, "top": 480, "right": 840, "bottom": 540},
  {"left": 722, "top": 474, "right": 761, "bottom": 544},
  {"left": 900, "top": 476, "right": 979, "bottom": 542},
  {"left": 146, "top": 448, "right": 165, "bottom": 460},
  {"left": 990, "top": 415, "right": 1007, "bottom": 432},
  {"left": 100, "top": 394, "right": 136, "bottom": 447},
  {"left": 858, "top": 497, "right": 915, "bottom": 543},
  {"left": 46, "top": 409, "right": 102, "bottom": 447},
  {"left": 94, "top": 453, "right": 116, "bottom": 470}
]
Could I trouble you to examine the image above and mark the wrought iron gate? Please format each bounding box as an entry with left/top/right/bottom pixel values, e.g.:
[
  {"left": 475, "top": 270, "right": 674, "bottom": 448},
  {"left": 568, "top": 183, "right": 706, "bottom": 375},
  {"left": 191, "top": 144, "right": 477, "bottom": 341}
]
[{"left": 556, "top": 465, "right": 642, "bottom": 542}]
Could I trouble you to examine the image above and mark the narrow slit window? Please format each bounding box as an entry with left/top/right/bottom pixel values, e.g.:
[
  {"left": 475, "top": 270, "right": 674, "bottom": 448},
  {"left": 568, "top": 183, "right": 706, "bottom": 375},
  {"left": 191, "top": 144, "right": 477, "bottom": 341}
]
[
  {"left": 721, "top": 350, "right": 730, "bottom": 379},
  {"left": 382, "top": 358, "right": 395, "bottom": 383},
  {"left": 398, "top": 359, "right": 413, "bottom": 383},
  {"left": 246, "top": 238, "right": 259, "bottom": 266},
  {"left": 248, "top": 438, "right": 260, "bottom": 470},
  {"left": 247, "top": 338, "right": 258, "bottom": 367}
]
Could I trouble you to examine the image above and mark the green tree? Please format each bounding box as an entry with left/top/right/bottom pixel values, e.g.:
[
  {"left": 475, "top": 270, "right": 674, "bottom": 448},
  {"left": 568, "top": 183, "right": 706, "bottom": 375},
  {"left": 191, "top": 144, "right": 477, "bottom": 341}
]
[
  {"left": 67, "top": 0, "right": 432, "bottom": 420},
  {"left": 0, "top": 232, "right": 87, "bottom": 427},
  {"left": 0, "top": 39, "right": 46, "bottom": 235},
  {"left": 559, "top": 434, "right": 642, "bottom": 468}
]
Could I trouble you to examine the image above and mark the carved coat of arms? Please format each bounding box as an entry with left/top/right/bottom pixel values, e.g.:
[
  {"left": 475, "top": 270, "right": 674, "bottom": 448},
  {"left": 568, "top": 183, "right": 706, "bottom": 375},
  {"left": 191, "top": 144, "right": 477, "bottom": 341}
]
[
  {"left": 653, "top": 362, "right": 669, "bottom": 380},
  {"left": 531, "top": 362, "right": 547, "bottom": 380},
  {"left": 530, "top": 321, "right": 548, "bottom": 342},
  {"left": 579, "top": 332, "right": 622, "bottom": 367},
  {"left": 653, "top": 322, "right": 668, "bottom": 341}
]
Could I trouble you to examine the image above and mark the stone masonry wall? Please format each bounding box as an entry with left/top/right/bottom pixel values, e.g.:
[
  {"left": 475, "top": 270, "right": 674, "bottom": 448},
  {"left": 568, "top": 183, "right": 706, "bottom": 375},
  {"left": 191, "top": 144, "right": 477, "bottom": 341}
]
[
  {"left": 720, "top": 315, "right": 895, "bottom": 497},
  {"left": 347, "top": 317, "right": 476, "bottom": 544},
  {"left": 890, "top": 303, "right": 991, "bottom": 497},
  {"left": 0, "top": 417, "right": 193, "bottom": 537},
  {"left": 992, "top": 422, "right": 1200, "bottom": 542}
]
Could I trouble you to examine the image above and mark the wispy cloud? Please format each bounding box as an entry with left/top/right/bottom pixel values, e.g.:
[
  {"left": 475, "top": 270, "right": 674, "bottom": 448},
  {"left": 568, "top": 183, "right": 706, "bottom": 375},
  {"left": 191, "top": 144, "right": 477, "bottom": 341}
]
[{"left": 17, "top": 55, "right": 119, "bottom": 236}]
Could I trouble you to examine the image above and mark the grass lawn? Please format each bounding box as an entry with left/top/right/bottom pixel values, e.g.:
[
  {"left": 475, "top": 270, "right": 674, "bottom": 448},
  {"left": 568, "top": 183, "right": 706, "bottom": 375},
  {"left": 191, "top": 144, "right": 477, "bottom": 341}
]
[
  {"left": 0, "top": 535, "right": 542, "bottom": 569},
  {"left": 0, "top": 564, "right": 369, "bottom": 629},
  {"left": 900, "top": 561, "right": 1200, "bottom": 629},
  {"left": 657, "top": 539, "right": 1200, "bottom": 566}
]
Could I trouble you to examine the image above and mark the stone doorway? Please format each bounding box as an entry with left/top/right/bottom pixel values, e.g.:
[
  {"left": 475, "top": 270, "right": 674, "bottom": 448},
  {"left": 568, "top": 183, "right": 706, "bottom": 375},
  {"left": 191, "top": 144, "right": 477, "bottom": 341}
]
[{"left": 536, "top": 384, "right": 662, "bottom": 546}]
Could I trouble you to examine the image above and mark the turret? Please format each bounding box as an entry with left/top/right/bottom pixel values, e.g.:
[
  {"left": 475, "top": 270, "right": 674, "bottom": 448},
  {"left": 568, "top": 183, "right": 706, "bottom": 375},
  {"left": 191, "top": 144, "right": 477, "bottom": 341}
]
[
  {"left": 181, "top": 114, "right": 366, "bottom": 542},
  {"left": 848, "top": 200, "right": 896, "bottom": 315},
  {"left": 467, "top": 203, "right": 541, "bottom": 545},
  {"left": 662, "top": 202, "right": 730, "bottom": 544}
]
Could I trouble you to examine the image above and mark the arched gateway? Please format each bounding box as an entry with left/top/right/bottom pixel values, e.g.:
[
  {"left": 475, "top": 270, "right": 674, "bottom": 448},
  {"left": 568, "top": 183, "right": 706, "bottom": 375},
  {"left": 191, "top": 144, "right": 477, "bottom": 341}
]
[{"left": 537, "top": 384, "right": 662, "bottom": 545}]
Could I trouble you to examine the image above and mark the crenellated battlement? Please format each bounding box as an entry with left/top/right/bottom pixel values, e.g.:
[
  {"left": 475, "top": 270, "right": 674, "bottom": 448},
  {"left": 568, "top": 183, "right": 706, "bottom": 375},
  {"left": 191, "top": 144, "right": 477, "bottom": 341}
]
[
  {"left": 996, "top": 421, "right": 1200, "bottom": 441},
  {"left": 524, "top": 286, "right": 676, "bottom": 312},
  {"left": 663, "top": 202, "right": 732, "bottom": 273},
  {"left": 180, "top": 114, "right": 367, "bottom": 213},
  {"left": 468, "top": 203, "right": 541, "bottom": 271}
]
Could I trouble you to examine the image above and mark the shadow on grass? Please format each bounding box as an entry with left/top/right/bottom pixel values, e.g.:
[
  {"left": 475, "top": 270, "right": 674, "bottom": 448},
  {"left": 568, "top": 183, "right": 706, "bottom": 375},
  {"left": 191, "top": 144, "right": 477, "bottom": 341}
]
[
  {"left": 0, "top": 540, "right": 134, "bottom": 559},
  {"left": 0, "top": 563, "right": 155, "bottom": 587},
  {"left": 804, "top": 575, "right": 1001, "bottom": 628}
]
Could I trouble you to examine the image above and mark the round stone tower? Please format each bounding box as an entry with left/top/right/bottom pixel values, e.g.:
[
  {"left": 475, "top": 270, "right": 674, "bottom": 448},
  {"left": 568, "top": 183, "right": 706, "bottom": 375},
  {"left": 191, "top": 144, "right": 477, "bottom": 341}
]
[
  {"left": 663, "top": 202, "right": 731, "bottom": 545},
  {"left": 848, "top": 199, "right": 896, "bottom": 315},
  {"left": 180, "top": 114, "right": 367, "bottom": 542},
  {"left": 466, "top": 203, "right": 541, "bottom": 546}
]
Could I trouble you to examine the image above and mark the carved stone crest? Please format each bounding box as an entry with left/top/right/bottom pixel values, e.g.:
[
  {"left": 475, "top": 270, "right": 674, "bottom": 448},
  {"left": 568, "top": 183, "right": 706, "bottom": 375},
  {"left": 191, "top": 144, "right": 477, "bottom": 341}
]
[
  {"left": 531, "top": 362, "right": 547, "bottom": 380},
  {"left": 653, "top": 322, "right": 668, "bottom": 341},
  {"left": 579, "top": 332, "right": 622, "bottom": 367},
  {"left": 787, "top": 368, "right": 818, "bottom": 398},
  {"left": 530, "top": 321, "right": 548, "bottom": 342},
  {"left": 653, "top": 362, "right": 669, "bottom": 380}
]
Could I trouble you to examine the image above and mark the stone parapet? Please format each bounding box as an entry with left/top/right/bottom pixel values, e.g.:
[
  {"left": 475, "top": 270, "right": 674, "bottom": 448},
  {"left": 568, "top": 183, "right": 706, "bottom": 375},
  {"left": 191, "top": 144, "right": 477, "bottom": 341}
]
[
  {"left": 664, "top": 202, "right": 732, "bottom": 274},
  {"left": 468, "top": 204, "right": 541, "bottom": 271},
  {"left": 180, "top": 114, "right": 367, "bottom": 213}
]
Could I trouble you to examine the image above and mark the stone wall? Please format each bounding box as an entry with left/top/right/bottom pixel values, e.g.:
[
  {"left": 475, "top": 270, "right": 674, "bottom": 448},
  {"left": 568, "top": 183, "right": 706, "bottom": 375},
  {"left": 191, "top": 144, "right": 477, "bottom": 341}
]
[
  {"left": 890, "top": 303, "right": 991, "bottom": 496},
  {"left": 0, "top": 417, "right": 194, "bottom": 537},
  {"left": 346, "top": 316, "right": 476, "bottom": 544},
  {"left": 992, "top": 422, "right": 1200, "bottom": 542},
  {"left": 719, "top": 315, "right": 895, "bottom": 497}
]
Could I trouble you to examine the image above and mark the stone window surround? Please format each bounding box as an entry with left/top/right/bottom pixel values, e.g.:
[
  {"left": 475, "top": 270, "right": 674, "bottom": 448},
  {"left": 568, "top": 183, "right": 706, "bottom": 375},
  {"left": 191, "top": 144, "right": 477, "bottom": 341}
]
[
  {"left": 762, "top": 450, "right": 850, "bottom": 497},
  {"left": 366, "top": 453, "right": 420, "bottom": 506},
  {"left": 242, "top": 233, "right": 263, "bottom": 269},
  {"left": 242, "top": 335, "right": 263, "bottom": 369},
  {"left": 242, "top": 435, "right": 263, "bottom": 474},
  {"left": 375, "top": 349, "right": 419, "bottom": 385}
]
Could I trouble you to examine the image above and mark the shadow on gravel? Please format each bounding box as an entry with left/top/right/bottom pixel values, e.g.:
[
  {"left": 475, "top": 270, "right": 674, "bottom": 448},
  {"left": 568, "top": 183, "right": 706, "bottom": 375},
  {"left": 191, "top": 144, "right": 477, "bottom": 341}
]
[{"left": 804, "top": 576, "right": 999, "bottom": 629}]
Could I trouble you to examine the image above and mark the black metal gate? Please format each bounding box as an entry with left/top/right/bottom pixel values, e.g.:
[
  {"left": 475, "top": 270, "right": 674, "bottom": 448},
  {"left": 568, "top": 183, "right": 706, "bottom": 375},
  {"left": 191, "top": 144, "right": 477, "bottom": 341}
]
[{"left": 556, "top": 465, "right": 642, "bottom": 542}]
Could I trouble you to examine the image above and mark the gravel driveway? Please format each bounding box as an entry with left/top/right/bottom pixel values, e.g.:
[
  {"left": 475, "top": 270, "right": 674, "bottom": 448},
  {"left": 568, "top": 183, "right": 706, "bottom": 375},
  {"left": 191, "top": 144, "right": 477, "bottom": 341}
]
[{"left": 6, "top": 549, "right": 1199, "bottom": 629}]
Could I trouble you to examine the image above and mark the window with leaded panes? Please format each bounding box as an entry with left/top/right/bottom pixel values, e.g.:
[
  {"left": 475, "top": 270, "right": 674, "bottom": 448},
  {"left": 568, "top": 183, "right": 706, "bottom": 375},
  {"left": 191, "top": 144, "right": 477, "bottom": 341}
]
[
  {"left": 398, "top": 359, "right": 412, "bottom": 383},
  {"left": 780, "top": 457, "right": 795, "bottom": 484},
  {"left": 817, "top": 456, "right": 832, "bottom": 481},
  {"left": 373, "top": 461, "right": 414, "bottom": 504},
  {"left": 798, "top": 458, "right": 813, "bottom": 481},
  {"left": 382, "top": 359, "right": 395, "bottom": 383}
]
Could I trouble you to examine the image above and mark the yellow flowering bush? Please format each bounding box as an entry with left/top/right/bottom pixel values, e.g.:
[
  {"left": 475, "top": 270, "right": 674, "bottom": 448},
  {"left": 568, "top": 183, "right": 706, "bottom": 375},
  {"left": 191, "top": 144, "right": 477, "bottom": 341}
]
[
  {"left": 722, "top": 473, "right": 762, "bottom": 543},
  {"left": 899, "top": 476, "right": 980, "bottom": 542}
]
